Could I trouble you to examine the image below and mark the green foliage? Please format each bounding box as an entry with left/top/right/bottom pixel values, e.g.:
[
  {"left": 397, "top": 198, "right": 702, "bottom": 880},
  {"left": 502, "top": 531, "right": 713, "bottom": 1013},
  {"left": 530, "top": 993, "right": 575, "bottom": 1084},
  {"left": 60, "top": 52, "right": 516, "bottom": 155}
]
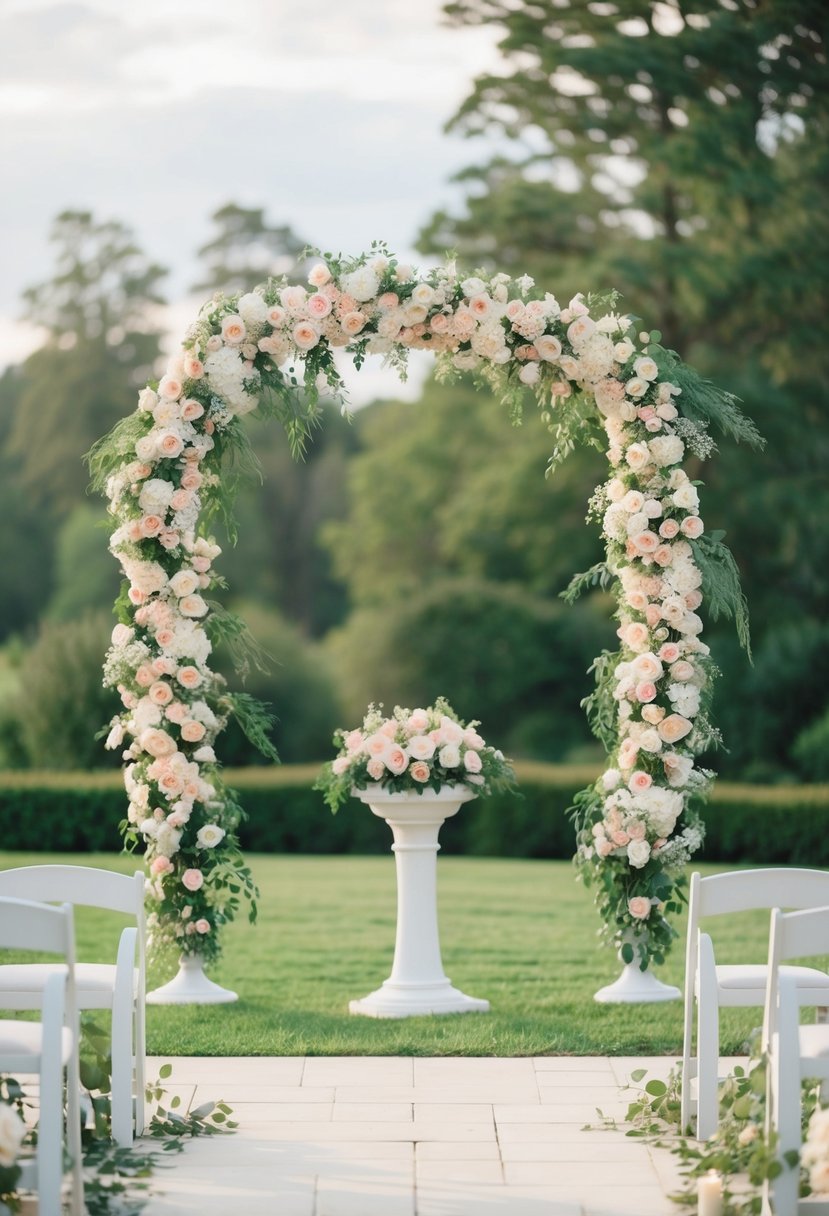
[
  {"left": 793, "top": 710, "right": 829, "bottom": 783},
  {"left": 2, "top": 765, "right": 829, "bottom": 865},
  {"left": 7, "top": 611, "right": 119, "bottom": 771},
  {"left": 222, "top": 692, "right": 280, "bottom": 764},
  {"left": 212, "top": 604, "right": 342, "bottom": 765},
  {"left": 47, "top": 505, "right": 120, "bottom": 622},
  {"left": 692, "top": 533, "right": 752, "bottom": 659},
  {"left": 325, "top": 577, "right": 613, "bottom": 762}
]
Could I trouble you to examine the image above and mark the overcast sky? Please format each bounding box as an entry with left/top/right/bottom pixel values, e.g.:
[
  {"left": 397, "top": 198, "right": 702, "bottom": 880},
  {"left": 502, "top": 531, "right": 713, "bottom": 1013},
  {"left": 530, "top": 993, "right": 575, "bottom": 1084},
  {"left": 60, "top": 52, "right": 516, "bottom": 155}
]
[{"left": 0, "top": 0, "right": 502, "bottom": 400}]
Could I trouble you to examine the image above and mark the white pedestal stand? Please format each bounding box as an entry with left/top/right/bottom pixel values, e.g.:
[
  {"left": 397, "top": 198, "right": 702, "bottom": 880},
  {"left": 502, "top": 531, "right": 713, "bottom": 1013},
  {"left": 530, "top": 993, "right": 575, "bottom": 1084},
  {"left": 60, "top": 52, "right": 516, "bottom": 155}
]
[
  {"left": 594, "top": 961, "right": 681, "bottom": 1004},
  {"left": 350, "top": 786, "right": 490, "bottom": 1018},
  {"left": 146, "top": 953, "right": 239, "bottom": 1005}
]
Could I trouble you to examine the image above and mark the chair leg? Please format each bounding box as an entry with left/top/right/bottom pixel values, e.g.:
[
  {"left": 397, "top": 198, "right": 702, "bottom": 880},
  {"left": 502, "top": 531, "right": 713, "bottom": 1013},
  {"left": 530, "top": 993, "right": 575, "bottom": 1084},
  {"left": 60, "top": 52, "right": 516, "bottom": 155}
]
[
  {"left": 766, "top": 1031, "right": 800, "bottom": 1216},
  {"left": 696, "top": 981, "right": 720, "bottom": 1139},
  {"left": 111, "top": 996, "right": 134, "bottom": 1146},
  {"left": 38, "top": 1019, "right": 65, "bottom": 1216},
  {"left": 134, "top": 1002, "right": 146, "bottom": 1137},
  {"left": 67, "top": 1016, "right": 86, "bottom": 1216}
]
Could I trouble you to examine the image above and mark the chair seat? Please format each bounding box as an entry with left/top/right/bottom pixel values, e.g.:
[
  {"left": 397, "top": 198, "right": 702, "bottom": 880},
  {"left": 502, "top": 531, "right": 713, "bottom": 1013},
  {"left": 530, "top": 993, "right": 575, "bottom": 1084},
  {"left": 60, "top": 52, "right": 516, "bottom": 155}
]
[
  {"left": 715, "top": 963, "right": 829, "bottom": 992},
  {"left": 0, "top": 1018, "right": 73, "bottom": 1063},
  {"left": 799, "top": 1024, "right": 829, "bottom": 1060},
  {"left": 0, "top": 962, "right": 138, "bottom": 1007}
]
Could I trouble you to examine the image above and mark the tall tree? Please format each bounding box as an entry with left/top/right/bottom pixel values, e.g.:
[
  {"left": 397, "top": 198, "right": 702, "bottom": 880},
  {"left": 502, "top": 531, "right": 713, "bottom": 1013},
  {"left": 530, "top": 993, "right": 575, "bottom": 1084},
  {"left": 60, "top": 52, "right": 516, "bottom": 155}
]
[
  {"left": 421, "top": 0, "right": 828, "bottom": 355},
  {"left": 193, "top": 203, "right": 308, "bottom": 295},
  {"left": 5, "top": 210, "right": 167, "bottom": 514}
]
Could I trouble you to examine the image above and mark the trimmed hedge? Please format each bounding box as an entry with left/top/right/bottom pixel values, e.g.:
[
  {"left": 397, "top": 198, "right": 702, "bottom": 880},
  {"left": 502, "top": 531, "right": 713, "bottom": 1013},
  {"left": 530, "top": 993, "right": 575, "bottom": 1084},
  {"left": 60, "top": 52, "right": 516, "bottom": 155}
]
[{"left": 2, "top": 764, "right": 829, "bottom": 863}]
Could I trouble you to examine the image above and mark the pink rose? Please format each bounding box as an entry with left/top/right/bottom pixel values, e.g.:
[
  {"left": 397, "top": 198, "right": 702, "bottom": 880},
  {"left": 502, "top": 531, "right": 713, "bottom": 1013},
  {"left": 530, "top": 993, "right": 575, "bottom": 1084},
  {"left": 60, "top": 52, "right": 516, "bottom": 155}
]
[
  {"left": 629, "top": 770, "right": 653, "bottom": 793},
  {"left": 642, "top": 704, "right": 666, "bottom": 724},
  {"left": 409, "top": 760, "right": 430, "bottom": 782},
  {"left": 181, "top": 868, "right": 204, "bottom": 892},
  {"left": 429, "top": 313, "right": 449, "bottom": 333},
  {"left": 645, "top": 604, "right": 662, "bottom": 628},
  {"left": 141, "top": 514, "right": 163, "bottom": 537},
  {"left": 658, "top": 714, "right": 693, "bottom": 744},
  {"left": 155, "top": 628, "right": 175, "bottom": 649},
  {"left": 149, "top": 681, "right": 173, "bottom": 706},
  {"left": 169, "top": 490, "right": 192, "bottom": 511},
  {"left": 293, "top": 321, "right": 320, "bottom": 350},
  {"left": 307, "top": 293, "right": 332, "bottom": 318},
  {"left": 627, "top": 820, "right": 646, "bottom": 841},
  {"left": 685, "top": 589, "right": 703, "bottom": 610},
  {"left": 632, "top": 530, "right": 659, "bottom": 554},
  {"left": 384, "top": 746, "right": 408, "bottom": 775},
  {"left": 628, "top": 896, "right": 651, "bottom": 920},
  {"left": 658, "top": 642, "right": 681, "bottom": 664},
  {"left": 596, "top": 837, "right": 614, "bottom": 858},
  {"left": 150, "top": 856, "right": 173, "bottom": 876},
  {"left": 307, "top": 263, "right": 331, "bottom": 288},
  {"left": 140, "top": 728, "right": 177, "bottom": 758},
  {"left": 158, "top": 375, "right": 183, "bottom": 400},
  {"left": 680, "top": 516, "right": 704, "bottom": 539},
  {"left": 408, "top": 735, "right": 437, "bottom": 761},
  {"left": 659, "top": 519, "right": 680, "bottom": 539},
  {"left": 463, "top": 729, "right": 485, "bottom": 750},
  {"left": 340, "top": 311, "right": 367, "bottom": 336},
  {"left": 618, "top": 739, "right": 639, "bottom": 770},
  {"left": 377, "top": 292, "right": 399, "bottom": 310},
  {"left": 176, "top": 666, "right": 202, "bottom": 689},
  {"left": 345, "top": 729, "right": 363, "bottom": 753},
  {"left": 178, "top": 594, "right": 208, "bottom": 618},
  {"left": 463, "top": 750, "right": 483, "bottom": 773},
  {"left": 670, "top": 660, "right": 695, "bottom": 682},
  {"left": 183, "top": 356, "right": 204, "bottom": 379},
  {"left": 366, "top": 756, "right": 385, "bottom": 780},
  {"left": 627, "top": 591, "right": 648, "bottom": 612},
  {"left": 635, "top": 682, "right": 657, "bottom": 703},
  {"left": 180, "top": 399, "right": 204, "bottom": 422},
  {"left": 136, "top": 665, "right": 155, "bottom": 688},
  {"left": 407, "top": 710, "right": 430, "bottom": 732},
  {"left": 364, "top": 733, "right": 388, "bottom": 757},
  {"left": 611, "top": 830, "right": 630, "bottom": 846},
  {"left": 128, "top": 587, "right": 147, "bottom": 605},
  {"left": 181, "top": 720, "right": 206, "bottom": 743},
  {"left": 622, "top": 622, "right": 649, "bottom": 652},
  {"left": 195, "top": 918, "right": 211, "bottom": 934},
  {"left": 281, "top": 285, "right": 308, "bottom": 311},
  {"left": 181, "top": 470, "right": 202, "bottom": 491},
  {"left": 653, "top": 545, "right": 673, "bottom": 567},
  {"left": 221, "top": 315, "right": 246, "bottom": 344},
  {"left": 632, "top": 652, "right": 663, "bottom": 681},
  {"left": 266, "top": 305, "right": 286, "bottom": 327},
  {"left": 332, "top": 756, "right": 351, "bottom": 775}
]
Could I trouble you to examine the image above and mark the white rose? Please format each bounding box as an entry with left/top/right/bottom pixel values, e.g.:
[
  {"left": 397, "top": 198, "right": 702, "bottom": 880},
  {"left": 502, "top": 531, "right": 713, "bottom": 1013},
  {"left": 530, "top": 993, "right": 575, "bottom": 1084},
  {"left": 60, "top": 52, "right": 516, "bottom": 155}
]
[
  {"left": 518, "top": 362, "right": 540, "bottom": 385},
  {"left": 634, "top": 356, "right": 659, "bottom": 381},
  {"left": 237, "top": 292, "right": 269, "bottom": 326},
  {"left": 625, "top": 377, "right": 649, "bottom": 398},
  {"left": 613, "top": 339, "right": 635, "bottom": 363},
  {"left": 461, "top": 276, "right": 486, "bottom": 297},
  {"left": 138, "top": 387, "right": 159, "bottom": 412},
  {"left": 602, "top": 768, "right": 622, "bottom": 791},
  {"left": 139, "top": 478, "right": 176, "bottom": 515},
  {"left": 341, "top": 266, "right": 380, "bottom": 302},
  {"left": 411, "top": 283, "right": 435, "bottom": 307},
  {"left": 536, "top": 335, "right": 562, "bottom": 361},
  {"left": 627, "top": 839, "right": 651, "bottom": 868},
  {"left": 672, "top": 483, "right": 700, "bottom": 510},
  {"left": 438, "top": 745, "right": 461, "bottom": 768},
  {"left": 625, "top": 443, "right": 651, "bottom": 471},
  {"left": 649, "top": 435, "right": 685, "bottom": 467},
  {"left": 169, "top": 569, "right": 199, "bottom": 598},
  {"left": 196, "top": 824, "right": 226, "bottom": 849}
]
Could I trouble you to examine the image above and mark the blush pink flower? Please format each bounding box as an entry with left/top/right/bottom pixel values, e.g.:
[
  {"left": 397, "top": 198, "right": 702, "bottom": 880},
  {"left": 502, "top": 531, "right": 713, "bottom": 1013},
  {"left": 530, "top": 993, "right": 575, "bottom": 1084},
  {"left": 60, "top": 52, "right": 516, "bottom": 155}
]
[
  {"left": 658, "top": 642, "right": 681, "bottom": 664},
  {"left": 635, "top": 681, "right": 657, "bottom": 703},
  {"left": 409, "top": 760, "right": 430, "bottom": 782},
  {"left": 463, "top": 750, "right": 483, "bottom": 773},
  {"left": 340, "top": 311, "right": 367, "bottom": 335},
  {"left": 628, "top": 896, "right": 651, "bottom": 920},
  {"left": 307, "top": 293, "right": 333, "bottom": 318},
  {"left": 150, "top": 856, "right": 174, "bottom": 876},
  {"left": 659, "top": 519, "right": 680, "bottom": 539},
  {"left": 176, "top": 666, "right": 202, "bottom": 689},
  {"left": 681, "top": 516, "right": 704, "bottom": 539},
  {"left": 181, "top": 868, "right": 204, "bottom": 892},
  {"left": 366, "top": 756, "right": 386, "bottom": 780},
  {"left": 221, "top": 315, "right": 246, "bottom": 344},
  {"left": 195, "top": 918, "right": 211, "bottom": 934},
  {"left": 135, "top": 665, "right": 155, "bottom": 688},
  {"left": 384, "top": 746, "right": 408, "bottom": 775},
  {"left": 658, "top": 714, "right": 693, "bottom": 744},
  {"left": 293, "top": 321, "right": 320, "bottom": 350},
  {"left": 628, "top": 770, "right": 653, "bottom": 793},
  {"left": 181, "top": 720, "right": 206, "bottom": 743},
  {"left": 149, "top": 681, "right": 174, "bottom": 706}
]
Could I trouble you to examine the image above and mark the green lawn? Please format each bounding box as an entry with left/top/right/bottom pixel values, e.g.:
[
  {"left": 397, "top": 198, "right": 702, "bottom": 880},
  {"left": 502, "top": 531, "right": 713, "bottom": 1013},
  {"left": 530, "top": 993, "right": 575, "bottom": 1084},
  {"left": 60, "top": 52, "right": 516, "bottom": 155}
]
[{"left": 0, "top": 851, "right": 800, "bottom": 1057}]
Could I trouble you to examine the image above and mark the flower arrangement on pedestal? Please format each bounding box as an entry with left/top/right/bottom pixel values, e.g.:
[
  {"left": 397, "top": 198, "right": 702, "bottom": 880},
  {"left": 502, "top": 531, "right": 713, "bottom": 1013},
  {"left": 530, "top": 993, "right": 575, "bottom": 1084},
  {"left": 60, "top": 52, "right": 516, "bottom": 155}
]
[
  {"left": 89, "top": 241, "right": 760, "bottom": 976},
  {"left": 315, "top": 697, "right": 516, "bottom": 813}
]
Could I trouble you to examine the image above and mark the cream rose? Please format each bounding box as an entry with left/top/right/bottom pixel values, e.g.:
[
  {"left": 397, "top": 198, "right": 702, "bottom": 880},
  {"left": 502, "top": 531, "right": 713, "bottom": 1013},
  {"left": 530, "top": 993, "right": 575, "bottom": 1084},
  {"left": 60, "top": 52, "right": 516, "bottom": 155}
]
[
  {"left": 409, "top": 760, "right": 430, "bottom": 782},
  {"left": 658, "top": 713, "right": 693, "bottom": 744}
]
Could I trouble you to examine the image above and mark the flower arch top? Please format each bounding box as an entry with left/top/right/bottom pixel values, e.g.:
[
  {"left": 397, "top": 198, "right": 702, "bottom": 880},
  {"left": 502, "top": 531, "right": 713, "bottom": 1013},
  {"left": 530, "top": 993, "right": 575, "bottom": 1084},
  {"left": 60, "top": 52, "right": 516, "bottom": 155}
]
[{"left": 91, "top": 245, "right": 760, "bottom": 970}]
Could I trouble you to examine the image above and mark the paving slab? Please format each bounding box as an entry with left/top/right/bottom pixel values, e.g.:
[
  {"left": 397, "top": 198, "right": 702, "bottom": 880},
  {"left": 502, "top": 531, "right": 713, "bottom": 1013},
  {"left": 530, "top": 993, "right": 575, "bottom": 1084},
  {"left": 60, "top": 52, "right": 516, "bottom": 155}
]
[{"left": 139, "top": 1055, "right": 684, "bottom": 1215}]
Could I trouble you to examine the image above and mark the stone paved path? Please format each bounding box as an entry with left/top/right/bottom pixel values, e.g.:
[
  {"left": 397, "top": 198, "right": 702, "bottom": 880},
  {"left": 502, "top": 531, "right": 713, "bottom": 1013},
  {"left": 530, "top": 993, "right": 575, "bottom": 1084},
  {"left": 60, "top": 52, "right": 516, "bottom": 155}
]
[{"left": 142, "top": 1054, "right": 689, "bottom": 1215}]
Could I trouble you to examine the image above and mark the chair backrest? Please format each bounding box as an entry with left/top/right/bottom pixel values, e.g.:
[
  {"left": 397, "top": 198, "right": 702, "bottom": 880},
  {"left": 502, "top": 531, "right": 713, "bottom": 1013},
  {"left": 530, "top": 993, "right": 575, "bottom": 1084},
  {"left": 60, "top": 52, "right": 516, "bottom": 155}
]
[
  {"left": 0, "top": 865, "right": 143, "bottom": 918},
  {"left": 769, "top": 905, "right": 829, "bottom": 969},
  {"left": 695, "top": 869, "right": 829, "bottom": 919},
  {"left": 0, "top": 896, "right": 75, "bottom": 960}
]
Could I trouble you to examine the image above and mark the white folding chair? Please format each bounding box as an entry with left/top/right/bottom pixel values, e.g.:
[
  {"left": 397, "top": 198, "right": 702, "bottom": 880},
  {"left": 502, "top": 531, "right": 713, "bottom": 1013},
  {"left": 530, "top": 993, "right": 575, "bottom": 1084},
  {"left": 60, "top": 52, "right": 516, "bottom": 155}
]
[
  {"left": 762, "top": 905, "right": 829, "bottom": 1216},
  {"left": 682, "top": 868, "right": 829, "bottom": 1139},
  {"left": 0, "top": 865, "right": 145, "bottom": 1145},
  {"left": 0, "top": 895, "right": 85, "bottom": 1216}
]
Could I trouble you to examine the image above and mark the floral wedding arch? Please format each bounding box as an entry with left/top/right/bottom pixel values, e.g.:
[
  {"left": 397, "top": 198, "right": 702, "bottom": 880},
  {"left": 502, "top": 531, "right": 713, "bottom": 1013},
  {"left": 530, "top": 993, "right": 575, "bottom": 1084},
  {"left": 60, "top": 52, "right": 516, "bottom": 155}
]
[{"left": 91, "top": 244, "right": 759, "bottom": 978}]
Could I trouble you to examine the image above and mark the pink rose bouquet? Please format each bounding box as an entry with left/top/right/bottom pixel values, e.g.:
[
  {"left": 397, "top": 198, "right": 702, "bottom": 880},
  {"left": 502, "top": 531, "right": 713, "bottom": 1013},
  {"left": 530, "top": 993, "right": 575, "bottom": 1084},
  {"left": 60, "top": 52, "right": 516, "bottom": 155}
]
[{"left": 315, "top": 697, "right": 516, "bottom": 814}]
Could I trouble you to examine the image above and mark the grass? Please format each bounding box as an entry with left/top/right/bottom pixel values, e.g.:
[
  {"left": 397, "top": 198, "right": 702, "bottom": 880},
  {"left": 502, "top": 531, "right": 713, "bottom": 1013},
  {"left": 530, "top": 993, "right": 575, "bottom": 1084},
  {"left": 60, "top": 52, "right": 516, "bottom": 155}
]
[{"left": 0, "top": 850, "right": 810, "bottom": 1058}]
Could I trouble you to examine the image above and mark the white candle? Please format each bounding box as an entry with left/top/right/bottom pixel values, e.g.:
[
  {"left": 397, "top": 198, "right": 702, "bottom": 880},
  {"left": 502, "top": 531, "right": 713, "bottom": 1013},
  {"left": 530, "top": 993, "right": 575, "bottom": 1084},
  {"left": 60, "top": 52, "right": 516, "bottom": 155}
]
[{"left": 698, "top": 1169, "right": 724, "bottom": 1216}]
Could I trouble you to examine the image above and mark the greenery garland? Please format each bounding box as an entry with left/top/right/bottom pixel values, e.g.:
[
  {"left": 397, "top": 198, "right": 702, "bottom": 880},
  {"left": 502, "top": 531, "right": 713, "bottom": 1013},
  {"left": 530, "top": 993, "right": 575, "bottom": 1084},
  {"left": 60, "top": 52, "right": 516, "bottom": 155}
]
[{"left": 90, "top": 242, "right": 760, "bottom": 970}]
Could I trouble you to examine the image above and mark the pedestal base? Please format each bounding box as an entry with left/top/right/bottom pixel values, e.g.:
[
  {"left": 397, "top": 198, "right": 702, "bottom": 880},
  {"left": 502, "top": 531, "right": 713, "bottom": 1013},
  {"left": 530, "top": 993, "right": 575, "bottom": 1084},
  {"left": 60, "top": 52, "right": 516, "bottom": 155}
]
[
  {"left": 350, "top": 979, "right": 490, "bottom": 1019},
  {"left": 146, "top": 954, "right": 238, "bottom": 1005},
  {"left": 594, "top": 962, "right": 681, "bottom": 1004}
]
